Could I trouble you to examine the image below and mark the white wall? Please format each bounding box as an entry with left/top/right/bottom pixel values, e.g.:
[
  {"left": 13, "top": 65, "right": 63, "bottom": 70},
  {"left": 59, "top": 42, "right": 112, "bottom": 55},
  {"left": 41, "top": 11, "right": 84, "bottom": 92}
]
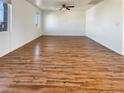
[
  {"left": 86, "top": 0, "right": 123, "bottom": 55},
  {"left": 122, "top": 0, "right": 124, "bottom": 55},
  {"left": 0, "top": 0, "right": 43, "bottom": 57},
  {"left": 43, "top": 10, "right": 85, "bottom": 36}
]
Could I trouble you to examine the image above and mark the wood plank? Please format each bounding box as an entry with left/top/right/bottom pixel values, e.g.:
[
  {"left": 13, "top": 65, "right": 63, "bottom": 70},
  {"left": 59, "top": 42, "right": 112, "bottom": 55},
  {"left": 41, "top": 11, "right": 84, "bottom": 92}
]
[{"left": 0, "top": 36, "right": 124, "bottom": 93}]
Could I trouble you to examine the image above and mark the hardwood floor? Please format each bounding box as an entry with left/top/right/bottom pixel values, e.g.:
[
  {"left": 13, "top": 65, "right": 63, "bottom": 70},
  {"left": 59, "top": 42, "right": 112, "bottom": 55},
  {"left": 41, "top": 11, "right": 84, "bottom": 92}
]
[{"left": 0, "top": 36, "right": 124, "bottom": 93}]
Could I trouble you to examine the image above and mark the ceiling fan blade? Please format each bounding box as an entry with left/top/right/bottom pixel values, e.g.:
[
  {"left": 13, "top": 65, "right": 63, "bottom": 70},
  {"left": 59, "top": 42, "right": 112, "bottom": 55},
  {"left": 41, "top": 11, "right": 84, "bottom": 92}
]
[
  {"left": 66, "top": 7, "right": 71, "bottom": 10},
  {"left": 67, "top": 6, "right": 75, "bottom": 8}
]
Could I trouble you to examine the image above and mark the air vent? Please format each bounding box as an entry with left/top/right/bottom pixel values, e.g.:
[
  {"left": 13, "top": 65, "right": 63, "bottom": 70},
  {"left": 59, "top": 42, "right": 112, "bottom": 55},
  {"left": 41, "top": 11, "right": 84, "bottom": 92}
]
[{"left": 88, "top": 0, "right": 104, "bottom": 5}]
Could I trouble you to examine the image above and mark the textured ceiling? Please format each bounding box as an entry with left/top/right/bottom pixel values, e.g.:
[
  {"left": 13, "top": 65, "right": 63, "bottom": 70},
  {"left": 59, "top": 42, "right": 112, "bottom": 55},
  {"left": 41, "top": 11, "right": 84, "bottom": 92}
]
[{"left": 27, "top": 0, "right": 104, "bottom": 11}]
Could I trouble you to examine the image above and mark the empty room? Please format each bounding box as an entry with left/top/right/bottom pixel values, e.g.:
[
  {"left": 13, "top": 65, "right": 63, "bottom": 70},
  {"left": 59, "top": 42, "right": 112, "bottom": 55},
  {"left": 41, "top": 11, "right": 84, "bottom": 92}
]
[{"left": 0, "top": 0, "right": 124, "bottom": 93}]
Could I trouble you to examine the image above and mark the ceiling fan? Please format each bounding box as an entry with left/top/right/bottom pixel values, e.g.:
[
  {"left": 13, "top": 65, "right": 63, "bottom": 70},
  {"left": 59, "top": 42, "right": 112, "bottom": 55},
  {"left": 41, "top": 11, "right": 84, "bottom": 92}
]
[{"left": 60, "top": 4, "right": 75, "bottom": 11}]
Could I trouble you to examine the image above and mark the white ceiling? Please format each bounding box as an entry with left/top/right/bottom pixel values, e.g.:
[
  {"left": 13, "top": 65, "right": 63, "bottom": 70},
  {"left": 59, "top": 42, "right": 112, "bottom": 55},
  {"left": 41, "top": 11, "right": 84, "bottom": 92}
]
[{"left": 27, "top": 0, "right": 104, "bottom": 11}]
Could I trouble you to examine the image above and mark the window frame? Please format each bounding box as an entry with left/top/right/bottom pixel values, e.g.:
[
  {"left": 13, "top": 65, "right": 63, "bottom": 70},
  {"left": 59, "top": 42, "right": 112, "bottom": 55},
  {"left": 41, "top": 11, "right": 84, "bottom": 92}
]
[
  {"left": 0, "top": 2, "right": 12, "bottom": 32},
  {"left": 35, "top": 12, "right": 41, "bottom": 29},
  {"left": 8, "top": 3, "right": 12, "bottom": 32}
]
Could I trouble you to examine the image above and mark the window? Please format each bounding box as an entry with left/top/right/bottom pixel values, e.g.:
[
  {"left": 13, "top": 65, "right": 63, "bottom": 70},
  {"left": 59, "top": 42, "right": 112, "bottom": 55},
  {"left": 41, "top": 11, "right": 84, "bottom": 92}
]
[
  {"left": 35, "top": 12, "right": 40, "bottom": 29},
  {"left": 0, "top": 0, "right": 11, "bottom": 32}
]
